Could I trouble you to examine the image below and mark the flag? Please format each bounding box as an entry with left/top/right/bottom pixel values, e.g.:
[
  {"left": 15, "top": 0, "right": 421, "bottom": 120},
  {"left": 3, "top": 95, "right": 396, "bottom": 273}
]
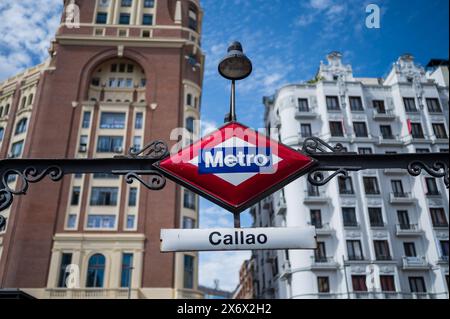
[{"left": 407, "top": 119, "right": 412, "bottom": 134}]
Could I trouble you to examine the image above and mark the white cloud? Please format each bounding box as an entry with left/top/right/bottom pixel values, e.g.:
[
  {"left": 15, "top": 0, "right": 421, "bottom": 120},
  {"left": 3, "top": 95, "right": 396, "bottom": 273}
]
[
  {"left": 0, "top": 0, "right": 63, "bottom": 81},
  {"left": 200, "top": 119, "right": 219, "bottom": 137}
]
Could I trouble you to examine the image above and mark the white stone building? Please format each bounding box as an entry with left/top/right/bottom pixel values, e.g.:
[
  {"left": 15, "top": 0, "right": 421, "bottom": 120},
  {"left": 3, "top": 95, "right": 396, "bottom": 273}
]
[{"left": 251, "top": 53, "right": 449, "bottom": 299}]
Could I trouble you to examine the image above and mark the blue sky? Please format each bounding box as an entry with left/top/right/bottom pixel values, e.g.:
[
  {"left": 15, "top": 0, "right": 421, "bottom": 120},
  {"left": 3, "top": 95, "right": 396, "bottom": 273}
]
[{"left": 0, "top": 0, "right": 448, "bottom": 293}]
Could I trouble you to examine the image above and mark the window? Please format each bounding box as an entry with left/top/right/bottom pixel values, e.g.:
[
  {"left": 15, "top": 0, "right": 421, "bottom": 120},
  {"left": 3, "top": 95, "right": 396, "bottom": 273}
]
[
  {"left": 183, "top": 217, "right": 195, "bottom": 229},
  {"left": 186, "top": 94, "right": 193, "bottom": 106},
  {"left": 82, "top": 111, "right": 91, "bottom": 129},
  {"left": 79, "top": 135, "right": 88, "bottom": 153},
  {"left": 93, "top": 173, "right": 119, "bottom": 179},
  {"left": 342, "top": 207, "right": 357, "bottom": 227},
  {"left": 20, "top": 97, "right": 27, "bottom": 109},
  {"left": 404, "top": 98, "right": 417, "bottom": 112},
  {"left": 310, "top": 210, "right": 322, "bottom": 229},
  {"left": 380, "top": 125, "right": 394, "bottom": 139},
  {"left": 184, "top": 189, "right": 196, "bottom": 210},
  {"left": 353, "top": 122, "right": 368, "bottom": 137},
  {"left": 121, "top": 0, "right": 132, "bottom": 7},
  {"left": 184, "top": 255, "right": 194, "bottom": 289},
  {"left": 326, "top": 96, "right": 340, "bottom": 111},
  {"left": 374, "top": 240, "right": 391, "bottom": 260},
  {"left": 315, "top": 242, "right": 327, "bottom": 262},
  {"left": 0, "top": 216, "right": 6, "bottom": 232},
  {"left": 352, "top": 276, "right": 368, "bottom": 292},
  {"left": 188, "top": 8, "right": 198, "bottom": 31},
  {"left": 132, "top": 136, "right": 142, "bottom": 151},
  {"left": 67, "top": 214, "right": 77, "bottom": 229},
  {"left": 432, "top": 123, "right": 448, "bottom": 139},
  {"left": 119, "top": 13, "right": 130, "bottom": 25},
  {"left": 416, "top": 148, "right": 430, "bottom": 153},
  {"left": 97, "top": 136, "right": 123, "bottom": 153},
  {"left": 338, "top": 176, "right": 354, "bottom": 195},
  {"left": 128, "top": 187, "right": 137, "bottom": 206},
  {"left": 318, "top": 277, "right": 330, "bottom": 293},
  {"left": 300, "top": 124, "right": 312, "bottom": 138},
  {"left": 369, "top": 208, "right": 383, "bottom": 227},
  {"left": 86, "top": 254, "right": 105, "bottom": 288},
  {"left": 409, "top": 277, "right": 426, "bottom": 293},
  {"left": 380, "top": 276, "right": 396, "bottom": 292},
  {"left": 307, "top": 183, "right": 320, "bottom": 196},
  {"left": 441, "top": 241, "right": 449, "bottom": 259},
  {"left": 363, "top": 177, "right": 380, "bottom": 195},
  {"left": 358, "top": 148, "right": 372, "bottom": 155},
  {"left": 15, "top": 118, "right": 28, "bottom": 135},
  {"left": 411, "top": 123, "right": 424, "bottom": 138},
  {"left": 70, "top": 187, "right": 81, "bottom": 206},
  {"left": 4, "top": 104, "right": 9, "bottom": 116},
  {"left": 0, "top": 127, "right": 3, "bottom": 142},
  {"left": 142, "top": 14, "right": 153, "bottom": 25},
  {"left": 426, "top": 98, "right": 442, "bottom": 113},
  {"left": 27, "top": 94, "right": 33, "bottom": 106},
  {"left": 186, "top": 117, "right": 195, "bottom": 133},
  {"left": 87, "top": 215, "right": 116, "bottom": 229},
  {"left": 298, "top": 98, "right": 309, "bottom": 112},
  {"left": 349, "top": 97, "right": 363, "bottom": 111},
  {"left": 10, "top": 141, "right": 24, "bottom": 158},
  {"left": 134, "top": 112, "right": 143, "bottom": 129},
  {"left": 119, "top": 64, "right": 126, "bottom": 72},
  {"left": 425, "top": 178, "right": 439, "bottom": 195},
  {"left": 329, "top": 121, "right": 344, "bottom": 137},
  {"left": 96, "top": 12, "right": 108, "bottom": 24},
  {"left": 120, "top": 253, "right": 133, "bottom": 288},
  {"left": 391, "top": 180, "right": 405, "bottom": 197},
  {"left": 126, "top": 215, "right": 135, "bottom": 229},
  {"left": 58, "top": 253, "right": 73, "bottom": 288},
  {"left": 100, "top": 112, "right": 126, "bottom": 129},
  {"left": 404, "top": 242, "right": 417, "bottom": 257},
  {"left": 144, "top": 0, "right": 154, "bottom": 8},
  {"left": 397, "top": 210, "right": 410, "bottom": 229},
  {"left": 90, "top": 187, "right": 118, "bottom": 206},
  {"left": 347, "top": 240, "right": 364, "bottom": 260},
  {"left": 373, "top": 100, "right": 386, "bottom": 113},
  {"left": 430, "top": 208, "right": 448, "bottom": 227}
]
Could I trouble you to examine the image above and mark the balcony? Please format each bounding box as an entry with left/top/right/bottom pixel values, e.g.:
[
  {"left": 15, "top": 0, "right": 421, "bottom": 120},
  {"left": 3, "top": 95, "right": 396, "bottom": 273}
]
[
  {"left": 389, "top": 192, "right": 416, "bottom": 205},
  {"left": 395, "top": 224, "right": 423, "bottom": 236},
  {"left": 432, "top": 222, "right": 449, "bottom": 230},
  {"left": 402, "top": 256, "right": 430, "bottom": 270},
  {"left": 295, "top": 107, "right": 319, "bottom": 119},
  {"left": 310, "top": 256, "right": 340, "bottom": 270},
  {"left": 274, "top": 196, "right": 287, "bottom": 216},
  {"left": 383, "top": 168, "right": 407, "bottom": 175},
  {"left": 313, "top": 223, "right": 335, "bottom": 236},
  {"left": 304, "top": 190, "right": 330, "bottom": 204},
  {"left": 46, "top": 288, "right": 140, "bottom": 299},
  {"left": 377, "top": 136, "right": 404, "bottom": 146},
  {"left": 343, "top": 222, "right": 360, "bottom": 230},
  {"left": 438, "top": 256, "right": 449, "bottom": 264},
  {"left": 372, "top": 109, "right": 397, "bottom": 121},
  {"left": 345, "top": 256, "right": 368, "bottom": 264}
]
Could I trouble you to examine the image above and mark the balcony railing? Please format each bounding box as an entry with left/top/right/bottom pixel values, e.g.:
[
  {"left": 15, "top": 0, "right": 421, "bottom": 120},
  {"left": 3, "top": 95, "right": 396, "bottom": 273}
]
[
  {"left": 308, "top": 222, "right": 334, "bottom": 236},
  {"left": 311, "top": 256, "right": 340, "bottom": 269},
  {"left": 432, "top": 222, "right": 449, "bottom": 229},
  {"left": 46, "top": 288, "right": 139, "bottom": 299},
  {"left": 396, "top": 224, "right": 423, "bottom": 236},
  {"left": 295, "top": 107, "right": 319, "bottom": 119},
  {"left": 304, "top": 190, "right": 330, "bottom": 203},
  {"left": 339, "top": 189, "right": 355, "bottom": 196},
  {"left": 375, "top": 255, "right": 393, "bottom": 261},
  {"left": 389, "top": 192, "right": 415, "bottom": 204},
  {"left": 402, "top": 256, "right": 429, "bottom": 269},
  {"left": 372, "top": 109, "right": 396, "bottom": 120},
  {"left": 377, "top": 136, "right": 403, "bottom": 146}
]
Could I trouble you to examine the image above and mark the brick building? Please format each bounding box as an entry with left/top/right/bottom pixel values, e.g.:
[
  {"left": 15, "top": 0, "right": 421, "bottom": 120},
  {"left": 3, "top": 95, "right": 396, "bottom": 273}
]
[{"left": 0, "top": 0, "right": 204, "bottom": 299}]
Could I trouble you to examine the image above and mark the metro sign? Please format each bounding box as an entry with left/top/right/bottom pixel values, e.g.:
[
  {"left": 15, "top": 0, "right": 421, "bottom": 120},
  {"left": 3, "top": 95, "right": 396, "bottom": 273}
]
[{"left": 155, "top": 122, "right": 316, "bottom": 213}]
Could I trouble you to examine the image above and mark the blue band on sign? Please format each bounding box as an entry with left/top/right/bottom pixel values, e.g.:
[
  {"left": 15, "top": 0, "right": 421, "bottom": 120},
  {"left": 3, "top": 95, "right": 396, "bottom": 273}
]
[{"left": 198, "top": 147, "right": 273, "bottom": 174}]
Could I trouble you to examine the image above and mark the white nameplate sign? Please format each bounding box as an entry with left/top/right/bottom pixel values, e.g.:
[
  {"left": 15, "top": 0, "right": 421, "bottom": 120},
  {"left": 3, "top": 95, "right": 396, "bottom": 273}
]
[{"left": 160, "top": 227, "right": 317, "bottom": 252}]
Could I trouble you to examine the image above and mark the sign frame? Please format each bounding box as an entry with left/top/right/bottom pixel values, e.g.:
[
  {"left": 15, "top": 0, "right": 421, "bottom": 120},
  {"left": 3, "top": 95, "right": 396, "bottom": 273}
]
[{"left": 153, "top": 121, "right": 318, "bottom": 214}]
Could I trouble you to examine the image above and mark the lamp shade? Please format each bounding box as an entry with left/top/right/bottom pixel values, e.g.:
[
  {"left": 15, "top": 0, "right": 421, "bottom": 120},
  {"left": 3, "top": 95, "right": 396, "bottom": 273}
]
[{"left": 218, "top": 41, "right": 253, "bottom": 80}]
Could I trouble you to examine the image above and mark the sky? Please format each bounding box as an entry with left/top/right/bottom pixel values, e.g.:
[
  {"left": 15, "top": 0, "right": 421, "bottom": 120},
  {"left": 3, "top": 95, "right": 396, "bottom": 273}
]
[{"left": 0, "top": 0, "right": 449, "bottom": 293}]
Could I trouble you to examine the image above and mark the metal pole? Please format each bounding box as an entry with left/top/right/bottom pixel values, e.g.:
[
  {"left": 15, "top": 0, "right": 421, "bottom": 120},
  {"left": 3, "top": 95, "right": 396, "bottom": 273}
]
[
  {"left": 128, "top": 266, "right": 134, "bottom": 299},
  {"left": 234, "top": 213, "right": 241, "bottom": 228},
  {"left": 342, "top": 255, "right": 350, "bottom": 299},
  {"left": 229, "top": 80, "right": 236, "bottom": 122}
]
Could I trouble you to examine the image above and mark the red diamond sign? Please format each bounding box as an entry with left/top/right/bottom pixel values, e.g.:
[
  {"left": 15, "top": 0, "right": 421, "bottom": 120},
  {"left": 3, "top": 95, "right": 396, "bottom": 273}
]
[{"left": 154, "top": 122, "right": 316, "bottom": 213}]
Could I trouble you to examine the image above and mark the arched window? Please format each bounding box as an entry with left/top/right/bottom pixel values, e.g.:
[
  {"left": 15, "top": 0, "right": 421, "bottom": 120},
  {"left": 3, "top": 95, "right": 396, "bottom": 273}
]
[
  {"left": 186, "top": 93, "right": 192, "bottom": 106},
  {"left": 27, "top": 94, "right": 34, "bottom": 106},
  {"left": 15, "top": 118, "right": 28, "bottom": 136},
  {"left": 86, "top": 254, "right": 106, "bottom": 288},
  {"left": 186, "top": 117, "right": 195, "bottom": 133}
]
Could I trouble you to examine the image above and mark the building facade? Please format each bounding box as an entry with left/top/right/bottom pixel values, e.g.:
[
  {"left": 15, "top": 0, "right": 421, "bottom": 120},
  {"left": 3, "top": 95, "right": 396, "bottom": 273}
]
[
  {"left": 233, "top": 259, "right": 255, "bottom": 299},
  {"left": 252, "top": 52, "right": 449, "bottom": 299},
  {"left": 0, "top": 0, "right": 204, "bottom": 299}
]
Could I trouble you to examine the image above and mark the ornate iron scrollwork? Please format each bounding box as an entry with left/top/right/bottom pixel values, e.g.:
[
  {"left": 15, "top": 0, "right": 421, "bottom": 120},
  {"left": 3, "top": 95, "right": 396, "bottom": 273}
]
[
  {"left": 408, "top": 161, "right": 449, "bottom": 188},
  {"left": 112, "top": 170, "right": 166, "bottom": 191},
  {"left": 302, "top": 137, "right": 357, "bottom": 186},
  {"left": 123, "top": 140, "right": 169, "bottom": 160},
  {"left": 0, "top": 215, "right": 5, "bottom": 230},
  {"left": 0, "top": 166, "right": 63, "bottom": 211}
]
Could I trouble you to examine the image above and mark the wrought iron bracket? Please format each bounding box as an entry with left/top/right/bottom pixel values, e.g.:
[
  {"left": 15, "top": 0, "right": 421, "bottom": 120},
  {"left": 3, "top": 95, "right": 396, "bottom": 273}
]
[{"left": 0, "top": 138, "right": 448, "bottom": 213}]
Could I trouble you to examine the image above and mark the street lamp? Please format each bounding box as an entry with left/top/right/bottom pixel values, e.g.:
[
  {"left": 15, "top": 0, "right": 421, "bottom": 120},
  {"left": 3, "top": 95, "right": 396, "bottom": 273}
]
[{"left": 218, "top": 41, "right": 253, "bottom": 122}]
